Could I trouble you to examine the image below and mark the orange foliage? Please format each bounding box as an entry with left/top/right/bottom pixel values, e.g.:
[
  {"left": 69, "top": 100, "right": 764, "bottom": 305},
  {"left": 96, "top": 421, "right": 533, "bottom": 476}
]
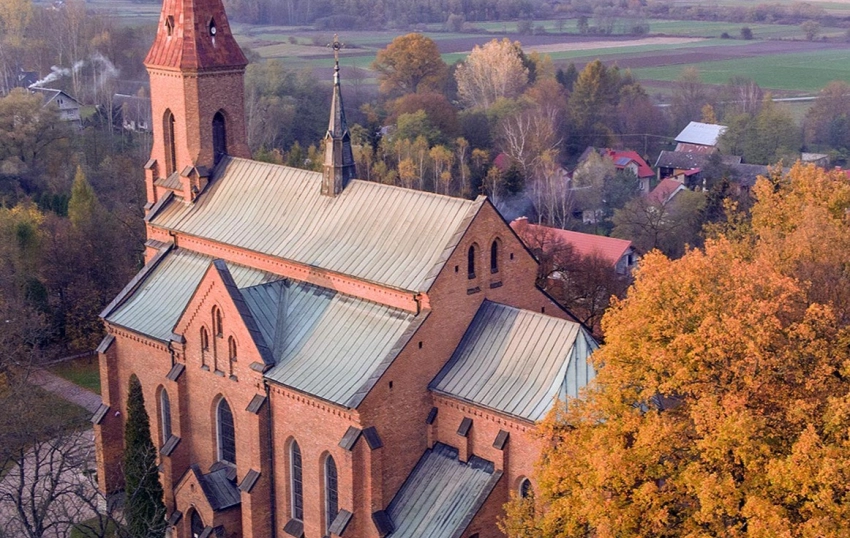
[{"left": 506, "top": 164, "right": 850, "bottom": 537}]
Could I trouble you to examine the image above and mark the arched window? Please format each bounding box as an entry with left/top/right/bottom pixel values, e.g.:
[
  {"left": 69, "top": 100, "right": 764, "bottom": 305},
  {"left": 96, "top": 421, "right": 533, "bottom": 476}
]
[
  {"left": 200, "top": 327, "right": 209, "bottom": 368},
  {"left": 216, "top": 399, "right": 236, "bottom": 465},
  {"left": 519, "top": 478, "right": 533, "bottom": 499},
  {"left": 325, "top": 455, "right": 338, "bottom": 532},
  {"left": 212, "top": 111, "right": 226, "bottom": 165},
  {"left": 228, "top": 336, "right": 237, "bottom": 375},
  {"left": 160, "top": 388, "right": 172, "bottom": 444},
  {"left": 213, "top": 307, "right": 223, "bottom": 337},
  {"left": 190, "top": 509, "right": 205, "bottom": 538},
  {"left": 290, "top": 441, "right": 303, "bottom": 520},
  {"left": 163, "top": 109, "right": 176, "bottom": 176},
  {"left": 467, "top": 245, "right": 476, "bottom": 279},
  {"left": 490, "top": 240, "right": 499, "bottom": 274}
]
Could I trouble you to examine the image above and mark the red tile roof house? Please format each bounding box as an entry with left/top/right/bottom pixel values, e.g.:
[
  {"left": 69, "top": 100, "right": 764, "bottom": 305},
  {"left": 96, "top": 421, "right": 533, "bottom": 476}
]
[
  {"left": 577, "top": 147, "right": 655, "bottom": 193},
  {"left": 510, "top": 217, "right": 638, "bottom": 276},
  {"left": 647, "top": 177, "right": 688, "bottom": 206}
]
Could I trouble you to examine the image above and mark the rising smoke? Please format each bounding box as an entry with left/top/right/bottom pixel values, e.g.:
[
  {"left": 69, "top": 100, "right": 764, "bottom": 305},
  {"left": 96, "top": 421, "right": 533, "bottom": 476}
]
[{"left": 29, "top": 53, "right": 119, "bottom": 90}]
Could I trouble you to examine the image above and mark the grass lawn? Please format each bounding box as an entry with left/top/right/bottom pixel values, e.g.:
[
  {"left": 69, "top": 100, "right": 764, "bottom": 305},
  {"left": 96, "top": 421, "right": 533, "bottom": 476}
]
[
  {"left": 0, "top": 386, "right": 90, "bottom": 479},
  {"left": 632, "top": 49, "right": 850, "bottom": 92},
  {"left": 50, "top": 356, "right": 102, "bottom": 394}
]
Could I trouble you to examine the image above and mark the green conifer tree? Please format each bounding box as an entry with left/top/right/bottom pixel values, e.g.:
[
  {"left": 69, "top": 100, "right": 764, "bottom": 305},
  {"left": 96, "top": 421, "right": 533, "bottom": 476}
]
[
  {"left": 123, "top": 375, "right": 167, "bottom": 538},
  {"left": 67, "top": 165, "right": 99, "bottom": 230}
]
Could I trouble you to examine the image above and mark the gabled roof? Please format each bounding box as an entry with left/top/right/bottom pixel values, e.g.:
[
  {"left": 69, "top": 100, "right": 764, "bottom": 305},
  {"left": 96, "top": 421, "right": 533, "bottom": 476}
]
[
  {"left": 149, "top": 157, "right": 483, "bottom": 292},
  {"left": 510, "top": 218, "right": 633, "bottom": 267},
  {"left": 430, "top": 301, "right": 597, "bottom": 422},
  {"left": 104, "top": 248, "right": 277, "bottom": 342},
  {"left": 654, "top": 150, "right": 741, "bottom": 170},
  {"left": 578, "top": 147, "right": 654, "bottom": 178},
  {"left": 30, "top": 87, "right": 80, "bottom": 107},
  {"left": 674, "top": 121, "right": 727, "bottom": 147},
  {"left": 103, "top": 248, "right": 423, "bottom": 408},
  {"left": 243, "top": 279, "right": 422, "bottom": 408},
  {"left": 606, "top": 149, "right": 654, "bottom": 178},
  {"left": 647, "top": 178, "right": 687, "bottom": 205},
  {"left": 386, "top": 443, "right": 502, "bottom": 538}
]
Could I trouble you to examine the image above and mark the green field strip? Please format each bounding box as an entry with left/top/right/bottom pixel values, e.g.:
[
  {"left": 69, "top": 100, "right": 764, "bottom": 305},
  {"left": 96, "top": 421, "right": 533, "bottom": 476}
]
[{"left": 632, "top": 49, "right": 850, "bottom": 92}]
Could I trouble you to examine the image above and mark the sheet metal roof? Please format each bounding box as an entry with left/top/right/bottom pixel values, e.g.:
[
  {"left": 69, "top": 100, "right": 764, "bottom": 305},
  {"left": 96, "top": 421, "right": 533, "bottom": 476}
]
[
  {"left": 386, "top": 443, "right": 501, "bottom": 538},
  {"left": 195, "top": 465, "right": 241, "bottom": 511},
  {"left": 106, "top": 248, "right": 421, "bottom": 408},
  {"left": 149, "top": 157, "right": 482, "bottom": 292},
  {"left": 106, "top": 249, "right": 277, "bottom": 342},
  {"left": 431, "top": 301, "right": 597, "bottom": 422},
  {"left": 243, "top": 279, "right": 420, "bottom": 408},
  {"left": 674, "top": 121, "right": 727, "bottom": 146}
]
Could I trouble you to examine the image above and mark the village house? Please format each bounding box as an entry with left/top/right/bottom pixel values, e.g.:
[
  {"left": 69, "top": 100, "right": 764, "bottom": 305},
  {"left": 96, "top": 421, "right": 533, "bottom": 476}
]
[
  {"left": 91, "top": 1, "right": 598, "bottom": 537},
  {"left": 30, "top": 86, "right": 82, "bottom": 125},
  {"left": 510, "top": 217, "right": 637, "bottom": 276}
]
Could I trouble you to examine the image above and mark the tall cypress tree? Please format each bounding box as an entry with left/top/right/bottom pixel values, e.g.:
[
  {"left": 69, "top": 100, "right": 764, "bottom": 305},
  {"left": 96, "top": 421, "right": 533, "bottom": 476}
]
[{"left": 123, "top": 375, "right": 167, "bottom": 538}]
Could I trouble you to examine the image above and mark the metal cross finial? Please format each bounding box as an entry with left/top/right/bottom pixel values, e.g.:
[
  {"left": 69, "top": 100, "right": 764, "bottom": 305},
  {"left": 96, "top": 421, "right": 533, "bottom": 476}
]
[{"left": 328, "top": 34, "right": 344, "bottom": 65}]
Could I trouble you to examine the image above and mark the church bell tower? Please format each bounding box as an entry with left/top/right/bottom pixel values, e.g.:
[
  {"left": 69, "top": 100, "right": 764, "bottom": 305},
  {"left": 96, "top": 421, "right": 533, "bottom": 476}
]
[{"left": 144, "top": 0, "right": 251, "bottom": 205}]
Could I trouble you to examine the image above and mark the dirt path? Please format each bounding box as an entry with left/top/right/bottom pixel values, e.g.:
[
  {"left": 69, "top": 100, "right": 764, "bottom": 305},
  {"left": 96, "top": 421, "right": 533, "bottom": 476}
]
[{"left": 28, "top": 368, "right": 102, "bottom": 414}]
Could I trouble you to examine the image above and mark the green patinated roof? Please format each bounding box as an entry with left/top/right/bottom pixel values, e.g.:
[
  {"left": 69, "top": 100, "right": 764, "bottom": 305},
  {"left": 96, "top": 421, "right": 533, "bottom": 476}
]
[
  {"left": 148, "top": 157, "right": 484, "bottom": 292},
  {"left": 431, "top": 300, "right": 597, "bottom": 422}
]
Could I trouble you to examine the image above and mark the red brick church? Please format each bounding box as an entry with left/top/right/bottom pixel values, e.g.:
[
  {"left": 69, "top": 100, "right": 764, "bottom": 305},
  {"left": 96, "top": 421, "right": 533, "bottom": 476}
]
[{"left": 92, "top": 0, "right": 597, "bottom": 536}]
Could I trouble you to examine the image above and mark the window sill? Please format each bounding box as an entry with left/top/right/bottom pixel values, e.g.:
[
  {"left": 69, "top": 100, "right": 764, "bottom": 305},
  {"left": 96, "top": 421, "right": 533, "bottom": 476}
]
[
  {"left": 214, "top": 370, "right": 225, "bottom": 377},
  {"left": 489, "top": 281, "right": 503, "bottom": 289},
  {"left": 201, "top": 365, "right": 210, "bottom": 371},
  {"left": 466, "top": 287, "right": 481, "bottom": 295},
  {"left": 229, "top": 374, "right": 238, "bottom": 382}
]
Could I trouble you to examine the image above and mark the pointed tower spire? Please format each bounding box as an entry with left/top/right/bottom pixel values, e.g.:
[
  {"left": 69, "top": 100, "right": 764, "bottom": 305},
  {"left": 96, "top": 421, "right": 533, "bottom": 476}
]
[
  {"left": 322, "top": 35, "right": 356, "bottom": 197},
  {"left": 143, "top": 0, "right": 250, "bottom": 207}
]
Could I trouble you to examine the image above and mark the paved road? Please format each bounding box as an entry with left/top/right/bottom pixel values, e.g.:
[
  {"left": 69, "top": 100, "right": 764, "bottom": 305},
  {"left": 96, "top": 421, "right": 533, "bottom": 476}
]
[{"left": 28, "top": 368, "right": 102, "bottom": 414}]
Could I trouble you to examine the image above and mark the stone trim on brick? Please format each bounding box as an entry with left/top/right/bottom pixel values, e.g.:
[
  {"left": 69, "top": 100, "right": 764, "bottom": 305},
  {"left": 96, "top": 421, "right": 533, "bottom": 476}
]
[
  {"left": 457, "top": 417, "right": 472, "bottom": 437},
  {"left": 91, "top": 403, "right": 109, "bottom": 425},
  {"left": 245, "top": 394, "right": 266, "bottom": 414},
  {"left": 161, "top": 435, "right": 181, "bottom": 456},
  {"left": 238, "top": 469, "right": 260, "bottom": 493},
  {"left": 338, "top": 426, "right": 361, "bottom": 451},
  {"left": 166, "top": 363, "right": 185, "bottom": 381},
  {"left": 371, "top": 510, "right": 394, "bottom": 537},
  {"left": 362, "top": 426, "right": 383, "bottom": 449},
  {"left": 493, "top": 429, "right": 509, "bottom": 450},
  {"left": 329, "top": 509, "right": 353, "bottom": 536},
  {"left": 283, "top": 518, "right": 304, "bottom": 537}
]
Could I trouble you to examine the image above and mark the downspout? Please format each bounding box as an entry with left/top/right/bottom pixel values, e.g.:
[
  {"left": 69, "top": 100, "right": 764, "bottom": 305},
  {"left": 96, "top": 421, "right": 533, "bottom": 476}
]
[{"left": 265, "top": 380, "right": 277, "bottom": 538}]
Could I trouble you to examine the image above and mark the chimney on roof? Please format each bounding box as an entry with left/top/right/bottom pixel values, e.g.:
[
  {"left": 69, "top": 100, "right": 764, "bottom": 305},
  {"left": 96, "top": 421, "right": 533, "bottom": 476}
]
[{"left": 322, "top": 35, "right": 356, "bottom": 197}]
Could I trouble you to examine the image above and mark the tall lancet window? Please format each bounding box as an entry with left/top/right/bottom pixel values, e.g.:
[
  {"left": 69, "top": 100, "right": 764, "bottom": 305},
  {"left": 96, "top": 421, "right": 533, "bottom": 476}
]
[
  {"left": 164, "top": 109, "right": 176, "bottom": 176},
  {"left": 212, "top": 111, "right": 226, "bottom": 165}
]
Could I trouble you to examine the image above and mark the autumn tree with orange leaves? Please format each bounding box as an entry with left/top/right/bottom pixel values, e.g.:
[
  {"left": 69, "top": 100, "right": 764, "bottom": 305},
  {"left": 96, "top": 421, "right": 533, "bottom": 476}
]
[{"left": 502, "top": 164, "right": 850, "bottom": 537}]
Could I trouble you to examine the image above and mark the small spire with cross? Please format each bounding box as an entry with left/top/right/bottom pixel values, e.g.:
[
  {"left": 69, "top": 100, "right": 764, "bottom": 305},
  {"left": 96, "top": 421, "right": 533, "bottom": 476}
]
[{"left": 327, "top": 34, "right": 344, "bottom": 83}]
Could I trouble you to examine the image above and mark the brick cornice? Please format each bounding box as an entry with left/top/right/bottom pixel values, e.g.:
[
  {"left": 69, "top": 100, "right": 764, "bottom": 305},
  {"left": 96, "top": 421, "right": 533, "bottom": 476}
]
[
  {"left": 433, "top": 394, "right": 533, "bottom": 433},
  {"left": 147, "top": 225, "right": 425, "bottom": 312}
]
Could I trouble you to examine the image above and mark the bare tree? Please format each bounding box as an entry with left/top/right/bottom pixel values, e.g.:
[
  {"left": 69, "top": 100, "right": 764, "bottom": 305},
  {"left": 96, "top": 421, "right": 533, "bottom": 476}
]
[
  {"left": 0, "top": 380, "right": 122, "bottom": 538},
  {"left": 455, "top": 38, "right": 528, "bottom": 109}
]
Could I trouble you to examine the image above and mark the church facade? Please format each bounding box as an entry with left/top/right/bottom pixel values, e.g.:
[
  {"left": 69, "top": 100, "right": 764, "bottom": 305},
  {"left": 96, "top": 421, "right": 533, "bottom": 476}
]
[{"left": 92, "top": 0, "right": 597, "bottom": 536}]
